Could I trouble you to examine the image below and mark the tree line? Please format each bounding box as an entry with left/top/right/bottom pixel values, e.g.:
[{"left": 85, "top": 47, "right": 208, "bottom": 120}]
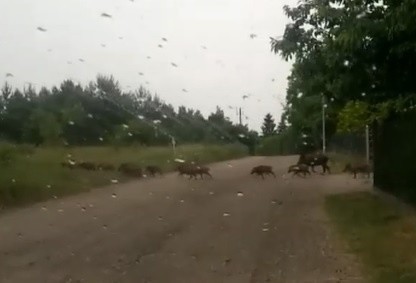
[{"left": 0, "top": 75, "right": 258, "bottom": 148}]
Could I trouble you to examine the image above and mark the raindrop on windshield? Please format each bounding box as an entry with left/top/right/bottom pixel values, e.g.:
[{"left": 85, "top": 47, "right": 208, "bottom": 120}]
[
  {"left": 297, "top": 92, "right": 303, "bottom": 98},
  {"left": 343, "top": 60, "right": 350, "bottom": 66},
  {"left": 237, "top": 192, "right": 244, "bottom": 197},
  {"left": 101, "top": 13, "right": 112, "bottom": 18},
  {"left": 111, "top": 193, "right": 117, "bottom": 198},
  {"left": 68, "top": 121, "right": 75, "bottom": 125},
  {"left": 223, "top": 212, "right": 230, "bottom": 217}
]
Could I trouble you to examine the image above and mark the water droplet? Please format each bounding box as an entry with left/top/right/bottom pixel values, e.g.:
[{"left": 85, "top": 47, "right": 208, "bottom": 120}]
[
  {"left": 81, "top": 207, "right": 86, "bottom": 212},
  {"left": 67, "top": 154, "right": 72, "bottom": 158},
  {"left": 89, "top": 204, "right": 94, "bottom": 208},
  {"left": 148, "top": 192, "right": 153, "bottom": 196},
  {"left": 68, "top": 121, "right": 75, "bottom": 125},
  {"left": 46, "top": 184, "right": 51, "bottom": 189},
  {"left": 93, "top": 216, "right": 98, "bottom": 220},
  {"left": 372, "top": 65, "right": 377, "bottom": 71},
  {"left": 209, "top": 191, "right": 214, "bottom": 195},
  {"left": 11, "top": 178, "right": 16, "bottom": 183},
  {"left": 111, "top": 179, "right": 118, "bottom": 184},
  {"left": 153, "top": 120, "right": 162, "bottom": 124},
  {"left": 53, "top": 195, "right": 58, "bottom": 199},
  {"left": 237, "top": 192, "right": 244, "bottom": 197},
  {"left": 227, "top": 163, "right": 233, "bottom": 168},
  {"left": 343, "top": 60, "right": 350, "bottom": 66},
  {"left": 297, "top": 92, "right": 303, "bottom": 98},
  {"left": 137, "top": 115, "right": 144, "bottom": 119},
  {"left": 41, "top": 206, "right": 47, "bottom": 211},
  {"left": 262, "top": 228, "right": 269, "bottom": 232},
  {"left": 361, "top": 92, "right": 366, "bottom": 97},
  {"left": 174, "top": 158, "right": 185, "bottom": 163},
  {"left": 102, "top": 225, "right": 108, "bottom": 230},
  {"left": 158, "top": 216, "right": 163, "bottom": 221},
  {"left": 165, "top": 196, "right": 170, "bottom": 200},
  {"left": 162, "top": 114, "right": 168, "bottom": 119},
  {"left": 223, "top": 213, "right": 230, "bottom": 217},
  {"left": 357, "top": 11, "right": 366, "bottom": 19},
  {"left": 324, "top": 104, "right": 328, "bottom": 108},
  {"left": 87, "top": 113, "right": 93, "bottom": 118},
  {"left": 111, "top": 193, "right": 117, "bottom": 198},
  {"left": 122, "top": 124, "right": 129, "bottom": 129},
  {"left": 99, "top": 137, "right": 104, "bottom": 141},
  {"left": 17, "top": 232, "right": 23, "bottom": 238},
  {"left": 58, "top": 209, "right": 64, "bottom": 213},
  {"left": 330, "top": 97, "right": 335, "bottom": 102},
  {"left": 371, "top": 84, "right": 376, "bottom": 89},
  {"left": 180, "top": 199, "right": 185, "bottom": 203},
  {"left": 238, "top": 134, "right": 245, "bottom": 138},
  {"left": 128, "top": 132, "right": 133, "bottom": 137}
]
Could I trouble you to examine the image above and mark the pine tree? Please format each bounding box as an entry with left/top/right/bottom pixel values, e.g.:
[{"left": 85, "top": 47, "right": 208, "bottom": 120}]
[{"left": 261, "top": 113, "right": 276, "bottom": 136}]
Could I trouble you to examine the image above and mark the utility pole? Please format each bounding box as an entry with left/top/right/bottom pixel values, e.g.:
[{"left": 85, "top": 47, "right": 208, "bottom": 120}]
[
  {"left": 322, "top": 95, "right": 326, "bottom": 154},
  {"left": 365, "top": 125, "right": 370, "bottom": 165},
  {"left": 239, "top": 107, "right": 242, "bottom": 126}
]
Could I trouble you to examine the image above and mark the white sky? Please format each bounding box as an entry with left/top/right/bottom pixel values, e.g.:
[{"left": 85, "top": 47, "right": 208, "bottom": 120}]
[{"left": 0, "top": 0, "right": 296, "bottom": 131}]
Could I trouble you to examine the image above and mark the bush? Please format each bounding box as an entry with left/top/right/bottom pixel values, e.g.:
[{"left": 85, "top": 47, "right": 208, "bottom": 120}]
[
  {"left": 0, "top": 142, "right": 17, "bottom": 165},
  {"left": 257, "top": 129, "right": 298, "bottom": 156}
]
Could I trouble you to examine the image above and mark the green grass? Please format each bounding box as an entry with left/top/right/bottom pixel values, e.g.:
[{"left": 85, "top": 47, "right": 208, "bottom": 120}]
[
  {"left": 0, "top": 143, "right": 247, "bottom": 208},
  {"left": 326, "top": 192, "right": 416, "bottom": 283}
]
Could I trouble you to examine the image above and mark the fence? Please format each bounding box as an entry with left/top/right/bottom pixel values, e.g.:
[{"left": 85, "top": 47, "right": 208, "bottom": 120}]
[{"left": 373, "top": 111, "right": 416, "bottom": 202}]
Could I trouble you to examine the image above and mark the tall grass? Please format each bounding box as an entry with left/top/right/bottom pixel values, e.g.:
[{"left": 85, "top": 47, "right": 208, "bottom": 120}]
[
  {"left": 0, "top": 143, "right": 247, "bottom": 208},
  {"left": 326, "top": 192, "right": 416, "bottom": 283}
]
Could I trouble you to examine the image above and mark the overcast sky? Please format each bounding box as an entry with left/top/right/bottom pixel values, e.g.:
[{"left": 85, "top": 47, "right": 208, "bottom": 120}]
[{"left": 0, "top": 0, "right": 296, "bottom": 131}]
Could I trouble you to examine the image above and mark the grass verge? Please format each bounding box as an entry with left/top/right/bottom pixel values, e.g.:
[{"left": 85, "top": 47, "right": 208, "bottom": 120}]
[
  {"left": 326, "top": 192, "right": 416, "bottom": 283},
  {"left": 0, "top": 143, "right": 247, "bottom": 208}
]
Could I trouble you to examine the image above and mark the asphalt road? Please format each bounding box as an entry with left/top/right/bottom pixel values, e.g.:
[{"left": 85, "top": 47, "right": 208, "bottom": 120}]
[{"left": 0, "top": 156, "right": 369, "bottom": 283}]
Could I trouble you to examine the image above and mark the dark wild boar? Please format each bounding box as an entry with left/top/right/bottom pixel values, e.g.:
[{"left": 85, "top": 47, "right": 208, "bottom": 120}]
[
  {"left": 251, "top": 165, "right": 276, "bottom": 179},
  {"left": 343, "top": 163, "right": 372, "bottom": 179},
  {"left": 298, "top": 152, "right": 330, "bottom": 174},
  {"left": 77, "top": 161, "right": 97, "bottom": 171},
  {"left": 97, "top": 162, "right": 115, "bottom": 171},
  {"left": 118, "top": 163, "right": 143, "bottom": 177},
  {"left": 145, "top": 165, "right": 163, "bottom": 177},
  {"left": 288, "top": 163, "right": 311, "bottom": 177},
  {"left": 194, "top": 165, "right": 212, "bottom": 179}
]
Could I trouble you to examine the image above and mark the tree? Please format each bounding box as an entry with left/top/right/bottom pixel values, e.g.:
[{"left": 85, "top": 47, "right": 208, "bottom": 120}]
[
  {"left": 276, "top": 115, "right": 287, "bottom": 134},
  {"left": 261, "top": 113, "right": 276, "bottom": 137},
  {"left": 270, "top": 0, "right": 416, "bottom": 147},
  {"left": 0, "top": 76, "right": 256, "bottom": 147}
]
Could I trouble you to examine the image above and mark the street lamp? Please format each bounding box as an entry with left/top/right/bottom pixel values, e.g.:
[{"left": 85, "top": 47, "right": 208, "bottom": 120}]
[{"left": 321, "top": 94, "right": 326, "bottom": 154}]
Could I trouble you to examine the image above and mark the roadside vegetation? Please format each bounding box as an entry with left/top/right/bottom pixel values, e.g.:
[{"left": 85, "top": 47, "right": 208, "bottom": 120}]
[
  {"left": 0, "top": 143, "right": 246, "bottom": 208},
  {"left": 326, "top": 192, "right": 416, "bottom": 283}
]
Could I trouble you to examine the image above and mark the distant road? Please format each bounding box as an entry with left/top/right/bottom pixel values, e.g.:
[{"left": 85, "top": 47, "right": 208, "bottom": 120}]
[{"left": 0, "top": 156, "right": 367, "bottom": 283}]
